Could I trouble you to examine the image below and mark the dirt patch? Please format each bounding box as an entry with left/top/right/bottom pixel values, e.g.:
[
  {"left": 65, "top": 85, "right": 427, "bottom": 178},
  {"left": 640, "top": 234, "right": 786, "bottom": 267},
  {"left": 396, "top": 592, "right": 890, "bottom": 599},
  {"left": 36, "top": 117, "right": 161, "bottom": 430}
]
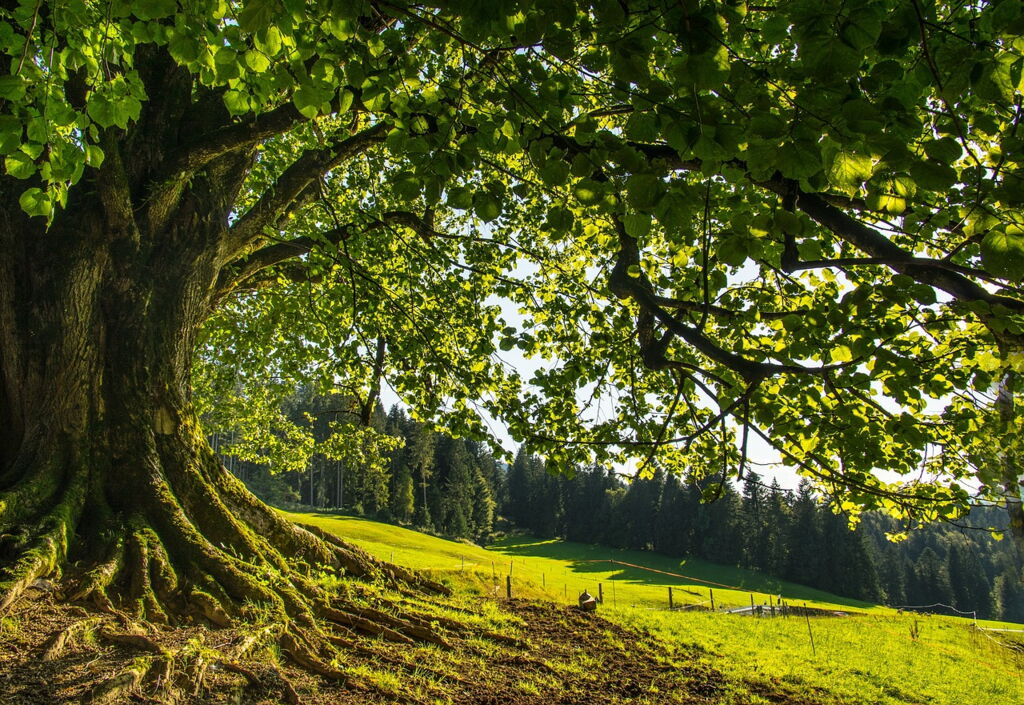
[
  {"left": 464, "top": 600, "right": 726, "bottom": 705},
  {"left": 0, "top": 594, "right": 845, "bottom": 704}
]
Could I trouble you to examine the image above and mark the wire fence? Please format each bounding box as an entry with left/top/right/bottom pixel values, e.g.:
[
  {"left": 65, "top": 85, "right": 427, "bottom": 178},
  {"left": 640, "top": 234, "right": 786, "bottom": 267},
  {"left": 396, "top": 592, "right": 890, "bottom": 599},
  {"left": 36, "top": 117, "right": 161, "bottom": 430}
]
[{"left": 429, "top": 552, "right": 815, "bottom": 617}]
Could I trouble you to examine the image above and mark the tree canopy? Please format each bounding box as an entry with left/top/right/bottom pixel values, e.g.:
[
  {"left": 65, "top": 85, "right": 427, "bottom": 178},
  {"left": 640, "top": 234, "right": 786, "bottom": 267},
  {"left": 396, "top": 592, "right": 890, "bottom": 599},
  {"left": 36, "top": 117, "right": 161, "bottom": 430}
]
[{"left": 5, "top": 0, "right": 1024, "bottom": 536}]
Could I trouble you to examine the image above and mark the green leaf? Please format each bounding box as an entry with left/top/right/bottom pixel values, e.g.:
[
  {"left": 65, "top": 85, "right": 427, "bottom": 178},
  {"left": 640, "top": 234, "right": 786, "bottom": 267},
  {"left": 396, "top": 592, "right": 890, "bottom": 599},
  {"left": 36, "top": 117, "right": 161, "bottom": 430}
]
[
  {"left": 573, "top": 179, "right": 604, "bottom": 206},
  {"left": 243, "top": 50, "right": 271, "bottom": 73},
  {"left": 393, "top": 171, "right": 421, "bottom": 201},
  {"left": 323, "top": 17, "right": 357, "bottom": 40},
  {"left": 84, "top": 144, "right": 105, "bottom": 168},
  {"left": 0, "top": 116, "right": 22, "bottom": 155},
  {"left": 86, "top": 89, "right": 140, "bottom": 130},
  {"left": 168, "top": 35, "right": 201, "bottom": 64},
  {"left": 829, "top": 151, "right": 873, "bottom": 191},
  {"left": 981, "top": 228, "right": 1024, "bottom": 281},
  {"left": 18, "top": 187, "right": 52, "bottom": 218},
  {"left": 0, "top": 75, "right": 26, "bottom": 101},
  {"left": 717, "top": 233, "right": 751, "bottom": 266},
  {"left": 223, "top": 90, "right": 251, "bottom": 116},
  {"left": 777, "top": 141, "right": 821, "bottom": 179},
  {"left": 540, "top": 159, "right": 570, "bottom": 186},
  {"left": 238, "top": 0, "right": 278, "bottom": 32},
  {"left": 255, "top": 26, "right": 283, "bottom": 56},
  {"left": 922, "top": 137, "right": 962, "bottom": 164},
  {"left": 625, "top": 174, "right": 661, "bottom": 210},
  {"left": 292, "top": 85, "right": 329, "bottom": 119},
  {"left": 909, "top": 159, "right": 957, "bottom": 192},
  {"left": 830, "top": 345, "right": 854, "bottom": 363},
  {"left": 4, "top": 151, "right": 35, "bottom": 179},
  {"left": 133, "top": 0, "right": 177, "bottom": 20},
  {"left": 622, "top": 213, "right": 652, "bottom": 238},
  {"left": 446, "top": 186, "right": 472, "bottom": 210},
  {"left": 473, "top": 192, "right": 501, "bottom": 222}
]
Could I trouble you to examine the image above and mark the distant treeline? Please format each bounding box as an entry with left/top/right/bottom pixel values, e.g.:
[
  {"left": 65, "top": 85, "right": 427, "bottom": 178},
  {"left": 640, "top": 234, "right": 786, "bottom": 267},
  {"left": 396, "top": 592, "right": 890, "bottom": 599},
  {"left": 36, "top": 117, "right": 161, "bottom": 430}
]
[
  {"left": 216, "top": 397, "right": 1024, "bottom": 623},
  {"left": 505, "top": 451, "right": 1024, "bottom": 622}
]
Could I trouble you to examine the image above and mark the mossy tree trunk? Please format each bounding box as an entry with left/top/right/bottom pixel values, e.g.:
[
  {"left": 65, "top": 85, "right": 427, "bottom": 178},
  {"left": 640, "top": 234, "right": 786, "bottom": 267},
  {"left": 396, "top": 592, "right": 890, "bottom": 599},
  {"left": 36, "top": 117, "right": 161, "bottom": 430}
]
[{"left": 0, "top": 49, "right": 448, "bottom": 695}]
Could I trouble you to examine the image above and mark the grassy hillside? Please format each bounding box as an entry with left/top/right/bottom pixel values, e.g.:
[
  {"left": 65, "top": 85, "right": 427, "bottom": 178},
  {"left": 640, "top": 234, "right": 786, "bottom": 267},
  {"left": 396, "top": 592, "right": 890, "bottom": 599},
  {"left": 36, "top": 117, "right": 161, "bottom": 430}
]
[{"left": 284, "top": 510, "right": 1024, "bottom": 705}]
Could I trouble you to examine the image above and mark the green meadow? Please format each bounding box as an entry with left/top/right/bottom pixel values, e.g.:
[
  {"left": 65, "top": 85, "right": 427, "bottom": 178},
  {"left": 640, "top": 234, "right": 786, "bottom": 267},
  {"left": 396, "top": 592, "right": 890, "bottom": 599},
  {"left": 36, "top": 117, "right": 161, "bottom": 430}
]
[{"left": 284, "top": 511, "right": 1024, "bottom": 705}]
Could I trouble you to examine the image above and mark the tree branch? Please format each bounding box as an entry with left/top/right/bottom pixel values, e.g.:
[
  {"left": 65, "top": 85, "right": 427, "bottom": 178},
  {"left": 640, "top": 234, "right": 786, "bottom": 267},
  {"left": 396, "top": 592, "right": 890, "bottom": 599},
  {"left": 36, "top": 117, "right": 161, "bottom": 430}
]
[
  {"left": 216, "top": 209, "right": 458, "bottom": 299},
  {"left": 223, "top": 122, "right": 388, "bottom": 259}
]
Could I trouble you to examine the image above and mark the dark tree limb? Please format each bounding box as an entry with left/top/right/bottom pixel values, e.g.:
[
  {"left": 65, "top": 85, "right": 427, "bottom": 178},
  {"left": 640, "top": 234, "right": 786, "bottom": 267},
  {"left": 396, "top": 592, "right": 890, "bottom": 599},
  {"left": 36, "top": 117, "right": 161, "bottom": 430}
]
[{"left": 223, "top": 123, "right": 388, "bottom": 259}]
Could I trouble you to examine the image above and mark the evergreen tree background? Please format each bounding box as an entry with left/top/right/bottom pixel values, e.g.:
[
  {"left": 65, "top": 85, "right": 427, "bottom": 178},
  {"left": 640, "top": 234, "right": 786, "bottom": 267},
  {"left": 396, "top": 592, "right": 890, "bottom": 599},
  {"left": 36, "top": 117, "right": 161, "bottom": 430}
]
[{"left": 210, "top": 392, "right": 1024, "bottom": 624}]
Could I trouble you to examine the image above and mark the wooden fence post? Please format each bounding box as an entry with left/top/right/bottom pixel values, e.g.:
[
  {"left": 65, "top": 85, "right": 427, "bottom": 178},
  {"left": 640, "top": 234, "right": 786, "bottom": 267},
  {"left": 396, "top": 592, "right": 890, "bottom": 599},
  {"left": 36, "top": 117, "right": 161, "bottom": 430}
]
[
  {"left": 804, "top": 604, "right": 816, "bottom": 656},
  {"left": 506, "top": 575, "right": 512, "bottom": 600},
  {"left": 750, "top": 593, "right": 756, "bottom": 616},
  {"left": 668, "top": 586, "right": 674, "bottom": 610},
  {"left": 598, "top": 583, "right": 604, "bottom": 603},
  {"left": 710, "top": 589, "right": 715, "bottom": 611}
]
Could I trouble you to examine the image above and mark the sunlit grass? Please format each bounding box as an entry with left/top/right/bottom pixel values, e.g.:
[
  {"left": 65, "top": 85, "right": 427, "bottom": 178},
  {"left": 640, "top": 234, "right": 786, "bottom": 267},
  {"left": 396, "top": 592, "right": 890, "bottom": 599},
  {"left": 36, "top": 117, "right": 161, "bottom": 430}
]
[{"left": 283, "top": 510, "right": 1024, "bottom": 705}]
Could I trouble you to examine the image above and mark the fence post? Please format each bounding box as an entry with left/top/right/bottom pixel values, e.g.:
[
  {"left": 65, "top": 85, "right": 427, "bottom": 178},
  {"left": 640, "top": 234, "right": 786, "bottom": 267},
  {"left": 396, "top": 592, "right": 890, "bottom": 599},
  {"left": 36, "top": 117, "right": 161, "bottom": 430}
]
[
  {"left": 599, "top": 583, "right": 604, "bottom": 603},
  {"left": 506, "top": 575, "right": 512, "bottom": 600},
  {"left": 804, "top": 604, "right": 816, "bottom": 656},
  {"left": 769, "top": 595, "right": 774, "bottom": 617},
  {"left": 710, "top": 589, "right": 715, "bottom": 611},
  {"left": 750, "top": 593, "right": 755, "bottom": 616},
  {"left": 668, "top": 586, "right": 674, "bottom": 610}
]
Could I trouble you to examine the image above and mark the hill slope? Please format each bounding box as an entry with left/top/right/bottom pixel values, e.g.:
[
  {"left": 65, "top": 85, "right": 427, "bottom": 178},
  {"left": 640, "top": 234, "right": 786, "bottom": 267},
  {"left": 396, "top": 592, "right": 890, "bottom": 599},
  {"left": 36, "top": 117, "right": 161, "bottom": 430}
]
[{"left": 285, "top": 511, "right": 1024, "bottom": 705}]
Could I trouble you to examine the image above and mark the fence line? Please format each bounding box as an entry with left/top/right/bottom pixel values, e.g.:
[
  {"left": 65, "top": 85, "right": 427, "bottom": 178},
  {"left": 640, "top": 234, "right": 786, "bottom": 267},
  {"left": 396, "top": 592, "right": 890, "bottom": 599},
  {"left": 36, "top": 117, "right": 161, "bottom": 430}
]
[{"left": 577, "top": 558, "right": 750, "bottom": 591}]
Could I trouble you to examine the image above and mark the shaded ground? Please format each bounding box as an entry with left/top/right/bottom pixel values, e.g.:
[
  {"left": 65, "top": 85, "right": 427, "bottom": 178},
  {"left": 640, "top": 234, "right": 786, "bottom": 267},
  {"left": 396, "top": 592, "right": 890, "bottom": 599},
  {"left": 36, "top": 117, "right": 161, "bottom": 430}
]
[{"left": 0, "top": 591, "right": 849, "bottom": 705}]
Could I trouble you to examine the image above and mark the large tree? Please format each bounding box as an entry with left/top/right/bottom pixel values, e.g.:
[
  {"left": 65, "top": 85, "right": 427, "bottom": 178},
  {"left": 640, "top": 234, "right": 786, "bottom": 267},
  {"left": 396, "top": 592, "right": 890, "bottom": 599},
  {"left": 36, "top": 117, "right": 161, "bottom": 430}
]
[{"left": 2, "top": 0, "right": 1024, "bottom": 691}]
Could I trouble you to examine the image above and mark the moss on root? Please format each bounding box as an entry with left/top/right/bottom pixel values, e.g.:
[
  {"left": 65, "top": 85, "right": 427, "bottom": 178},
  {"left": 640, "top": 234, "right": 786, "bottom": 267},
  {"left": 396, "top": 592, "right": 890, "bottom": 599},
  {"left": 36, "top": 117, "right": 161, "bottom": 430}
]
[{"left": 0, "top": 424, "right": 465, "bottom": 703}]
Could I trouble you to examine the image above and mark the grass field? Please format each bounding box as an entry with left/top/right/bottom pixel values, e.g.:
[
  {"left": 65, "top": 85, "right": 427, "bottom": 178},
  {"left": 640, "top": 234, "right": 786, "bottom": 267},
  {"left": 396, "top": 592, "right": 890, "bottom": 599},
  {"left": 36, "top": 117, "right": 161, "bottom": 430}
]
[{"left": 283, "top": 510, "right": 1024, "bottom": 705}]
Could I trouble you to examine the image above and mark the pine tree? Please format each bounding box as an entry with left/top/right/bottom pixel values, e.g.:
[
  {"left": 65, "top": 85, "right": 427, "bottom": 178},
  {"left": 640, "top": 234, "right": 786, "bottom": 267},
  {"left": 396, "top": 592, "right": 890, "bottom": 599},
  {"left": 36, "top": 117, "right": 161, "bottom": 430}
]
[
  {"left": 784, "top": 480, "right": 823, "bottom": 587},
  {"left": 912, "top": 548, "right": 955, "bottom": 606},
  {"left": 698, "top": 481, "right": 743, "bottom": 565},
  {"left": 764, "top": 480, "right": 791, "bottom": 577},
  {"left": 740, "top": 472, "right": 770, "bottom": 571},
  {"left": 621, "top": 470, "right": 664, "bottom": 551}
]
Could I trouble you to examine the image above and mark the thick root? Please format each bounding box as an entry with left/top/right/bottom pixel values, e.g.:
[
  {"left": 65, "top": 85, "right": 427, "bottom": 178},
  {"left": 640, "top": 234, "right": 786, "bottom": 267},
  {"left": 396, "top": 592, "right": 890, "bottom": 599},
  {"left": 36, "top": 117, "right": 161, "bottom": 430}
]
[
  {"left": 2, "top": 426, "right": 479, "bottom": 701},
  {"left": 88, "top": 658, "right": 152, "bottom": 704},
  {"left": 0, "top": 470, "right": 86, "bottom": 614},
  {"left": 280, "top": 630, "right": 350, "bottom": 681},
  {"left": 41, "top": 616, "right": 103, "bottom": 661}
]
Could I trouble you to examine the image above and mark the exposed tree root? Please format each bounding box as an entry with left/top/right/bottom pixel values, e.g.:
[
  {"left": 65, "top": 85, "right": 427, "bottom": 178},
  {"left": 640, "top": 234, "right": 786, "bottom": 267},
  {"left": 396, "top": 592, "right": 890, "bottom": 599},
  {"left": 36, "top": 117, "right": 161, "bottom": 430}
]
[
  {"left": 41, "top": 616, "right": 103, "bottom": 661},
  {"left": 0, "top": 411, "right": 481, "bottom": 703},
  {"left": 0, "top": 470, "right": 86, "bottom": 615},
  {"left": 88, "top": 657, "right": 152, "bottom": 704}
]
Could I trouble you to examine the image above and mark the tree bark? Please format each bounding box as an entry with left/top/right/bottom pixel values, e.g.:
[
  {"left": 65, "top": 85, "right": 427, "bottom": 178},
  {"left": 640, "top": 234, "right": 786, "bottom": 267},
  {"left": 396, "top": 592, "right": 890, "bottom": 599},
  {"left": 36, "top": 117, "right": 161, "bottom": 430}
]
[
  {"left": 0, "top": 142, "right": 448, "bottom": 695},
  {"left": 995, "top": 373, "right": 1024, "bottom": 559}
]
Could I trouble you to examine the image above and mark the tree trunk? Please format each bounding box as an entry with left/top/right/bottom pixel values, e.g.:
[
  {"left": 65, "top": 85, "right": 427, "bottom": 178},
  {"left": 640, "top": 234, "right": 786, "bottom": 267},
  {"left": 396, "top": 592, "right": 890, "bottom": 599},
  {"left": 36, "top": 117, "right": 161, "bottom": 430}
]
[
  {"left": 0, "top": 172, "right": 450, "bottom": 694},
  {"left": 996, "top": 373, "right": 1024, "bottom": 559}
]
